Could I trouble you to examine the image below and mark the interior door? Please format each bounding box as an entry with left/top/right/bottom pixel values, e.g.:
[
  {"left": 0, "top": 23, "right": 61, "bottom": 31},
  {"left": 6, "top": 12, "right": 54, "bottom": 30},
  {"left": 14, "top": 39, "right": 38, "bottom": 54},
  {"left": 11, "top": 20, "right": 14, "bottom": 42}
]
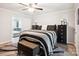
[{"left": 75, "top": 6, "right": 79, "bottom": 55}]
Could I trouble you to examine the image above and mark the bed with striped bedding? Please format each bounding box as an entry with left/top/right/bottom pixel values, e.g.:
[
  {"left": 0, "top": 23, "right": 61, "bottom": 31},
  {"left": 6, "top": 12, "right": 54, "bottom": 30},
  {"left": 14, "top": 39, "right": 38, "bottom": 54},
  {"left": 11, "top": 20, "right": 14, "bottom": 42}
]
[{"left": 18, "top": 30, "right": 57, "bottom": 56}]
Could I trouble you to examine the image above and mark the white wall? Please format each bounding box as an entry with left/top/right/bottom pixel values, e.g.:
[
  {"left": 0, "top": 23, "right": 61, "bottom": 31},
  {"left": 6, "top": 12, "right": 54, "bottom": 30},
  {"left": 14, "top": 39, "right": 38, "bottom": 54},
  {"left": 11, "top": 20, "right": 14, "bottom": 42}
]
[
  {"left": 0, "top": 8, "right": 32, "bottom": 43},
  {"left": 0, "top": 7, "right": 75, "bottom": 44},
  {"left": 33, "top": 9, "right": 75, "bottom": 43}
]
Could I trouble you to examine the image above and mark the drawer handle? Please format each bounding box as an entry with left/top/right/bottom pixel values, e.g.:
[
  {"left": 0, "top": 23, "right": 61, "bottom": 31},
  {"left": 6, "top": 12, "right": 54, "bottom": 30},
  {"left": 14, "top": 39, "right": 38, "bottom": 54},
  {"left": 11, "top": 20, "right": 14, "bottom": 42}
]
[
  {"left": 61, "top": 26, "right": 63, "bottom": 28},
  {"left": 61, "top": 40, "right": 63, "bottom": 42},
  {"left": 61, "top": 33, "right": 63, "bottom": 35},
  {"left": 61, "top": 40, "right": 63, "bottom": 41},
  {"left": 61, "top": 29, "right": 63, "bottom": 31},
  {"left": 61, "top": 36, "right": 63, "bottom": 38}
]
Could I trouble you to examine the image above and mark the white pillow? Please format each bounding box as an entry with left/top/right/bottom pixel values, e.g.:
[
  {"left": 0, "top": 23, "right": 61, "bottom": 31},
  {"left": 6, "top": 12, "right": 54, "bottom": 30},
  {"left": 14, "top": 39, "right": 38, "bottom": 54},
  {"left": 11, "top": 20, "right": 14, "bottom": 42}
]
[{"left": 42, "top": 25, "right": 47, "bottom": 30}]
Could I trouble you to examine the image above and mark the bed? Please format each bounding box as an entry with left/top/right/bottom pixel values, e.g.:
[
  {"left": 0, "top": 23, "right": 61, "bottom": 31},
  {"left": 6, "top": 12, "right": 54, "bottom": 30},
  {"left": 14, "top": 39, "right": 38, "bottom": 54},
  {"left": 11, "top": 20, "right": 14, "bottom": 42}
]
[{"left": 18, "top": 25, "right": 57, "bottom": 56}]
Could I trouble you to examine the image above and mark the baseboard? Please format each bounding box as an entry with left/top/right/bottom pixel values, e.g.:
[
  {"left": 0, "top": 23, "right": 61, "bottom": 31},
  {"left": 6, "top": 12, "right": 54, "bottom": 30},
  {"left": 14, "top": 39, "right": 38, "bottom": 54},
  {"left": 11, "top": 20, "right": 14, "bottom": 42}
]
[{"left": 0, "top": 41, "right": 11, "bottom": 45}]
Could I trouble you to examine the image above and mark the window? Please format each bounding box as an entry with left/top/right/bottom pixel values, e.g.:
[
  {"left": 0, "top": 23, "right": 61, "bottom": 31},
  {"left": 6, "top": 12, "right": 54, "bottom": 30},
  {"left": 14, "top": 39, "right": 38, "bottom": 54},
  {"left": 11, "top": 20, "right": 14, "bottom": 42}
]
[{"left": 12, "top": 16, "right": 22, "bottom": 38}]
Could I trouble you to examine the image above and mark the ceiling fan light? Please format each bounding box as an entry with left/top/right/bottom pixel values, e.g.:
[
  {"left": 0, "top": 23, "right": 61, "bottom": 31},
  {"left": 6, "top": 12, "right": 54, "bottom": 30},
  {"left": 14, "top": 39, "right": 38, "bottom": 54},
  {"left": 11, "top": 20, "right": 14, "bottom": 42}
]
[{"left": 28, "top": 7, "right": 35, "bottom": 12}]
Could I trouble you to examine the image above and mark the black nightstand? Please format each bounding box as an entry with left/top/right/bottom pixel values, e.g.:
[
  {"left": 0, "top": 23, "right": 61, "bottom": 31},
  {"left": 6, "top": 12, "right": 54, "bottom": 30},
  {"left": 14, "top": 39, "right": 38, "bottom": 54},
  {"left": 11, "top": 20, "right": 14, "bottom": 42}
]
[{"left": 57, "top": 25, "right": 67, "bottom": 44}]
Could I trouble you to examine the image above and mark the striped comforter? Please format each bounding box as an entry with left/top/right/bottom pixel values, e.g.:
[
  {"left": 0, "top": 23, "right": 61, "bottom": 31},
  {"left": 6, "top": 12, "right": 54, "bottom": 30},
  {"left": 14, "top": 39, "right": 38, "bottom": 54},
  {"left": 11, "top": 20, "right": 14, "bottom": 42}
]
[{"left": 19, "top": 30, "right": 57, "bottom": 56}]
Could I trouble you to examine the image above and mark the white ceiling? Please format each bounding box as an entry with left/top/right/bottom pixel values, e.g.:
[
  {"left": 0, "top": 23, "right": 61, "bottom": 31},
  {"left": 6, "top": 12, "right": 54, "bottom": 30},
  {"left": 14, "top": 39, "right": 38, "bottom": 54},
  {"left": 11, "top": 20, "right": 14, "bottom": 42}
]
[{"left": 0, "top": 3, "right": 74, "bottom": 15}]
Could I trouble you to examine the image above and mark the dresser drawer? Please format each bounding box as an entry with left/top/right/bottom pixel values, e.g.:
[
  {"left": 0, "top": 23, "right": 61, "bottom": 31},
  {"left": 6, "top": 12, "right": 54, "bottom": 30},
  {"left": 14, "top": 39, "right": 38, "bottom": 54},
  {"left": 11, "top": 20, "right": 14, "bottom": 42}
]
[
  {"left": 58, "top": 30, "right": 66, "bottom": 35},
  {"left": 60, "top": 33, "right": 63, "bottom": 35},
  {"left": 59, "top": 25, "right": 66, "bottom": 29},
  {"left": 61, "top": 36, "right": 64, "bottom": 39},
  {"left": 61, "top": 39, "right": 66, "bottom": 44},
  {"left": 58, "top": 32, "right": 66, "bottom": 36},
  {"left": 58, "top": 28, "right": 66, "bottom": 31},
  {"left": 61, "top": 39, "right": 64, "bottom": 43}
]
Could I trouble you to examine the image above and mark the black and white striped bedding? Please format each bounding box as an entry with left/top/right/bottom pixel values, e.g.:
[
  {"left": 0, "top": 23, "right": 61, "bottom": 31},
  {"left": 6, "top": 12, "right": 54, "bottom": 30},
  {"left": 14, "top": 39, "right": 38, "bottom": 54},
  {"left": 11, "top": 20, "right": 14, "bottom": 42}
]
[{"left": 19, "top": 30, "right": 57, "bottom": 56}]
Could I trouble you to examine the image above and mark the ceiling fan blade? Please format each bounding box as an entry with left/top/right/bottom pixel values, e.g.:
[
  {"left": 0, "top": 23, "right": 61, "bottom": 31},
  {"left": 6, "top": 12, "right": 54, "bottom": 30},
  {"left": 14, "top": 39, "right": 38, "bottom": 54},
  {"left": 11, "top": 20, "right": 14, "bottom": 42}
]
[
  {"left": 19, "top": 3, "right": 43, "bottom": 11},
  {"left": 35, "top": 8, "right": 43, "bottom": 10},
  {"left": 19, "top": 3, "right": 28, "bottom": 7},
  {"left": 22, "top": 8, "right": 28, "bottom": 11}
]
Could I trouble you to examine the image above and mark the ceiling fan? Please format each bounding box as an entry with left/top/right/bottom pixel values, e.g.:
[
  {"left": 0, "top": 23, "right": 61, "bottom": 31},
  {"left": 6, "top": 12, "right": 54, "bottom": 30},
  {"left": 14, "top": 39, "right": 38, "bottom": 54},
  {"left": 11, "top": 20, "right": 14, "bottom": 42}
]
[{"left": 19, "top": 3, "right": 43, "bottom": 12}]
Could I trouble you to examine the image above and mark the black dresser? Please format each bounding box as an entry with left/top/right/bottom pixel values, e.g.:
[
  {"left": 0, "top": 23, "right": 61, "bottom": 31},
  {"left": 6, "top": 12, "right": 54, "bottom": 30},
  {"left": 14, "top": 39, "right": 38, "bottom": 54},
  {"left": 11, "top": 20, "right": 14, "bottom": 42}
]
[{"left": 57, "top": 25, "right": 67, "bottom": 44}]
